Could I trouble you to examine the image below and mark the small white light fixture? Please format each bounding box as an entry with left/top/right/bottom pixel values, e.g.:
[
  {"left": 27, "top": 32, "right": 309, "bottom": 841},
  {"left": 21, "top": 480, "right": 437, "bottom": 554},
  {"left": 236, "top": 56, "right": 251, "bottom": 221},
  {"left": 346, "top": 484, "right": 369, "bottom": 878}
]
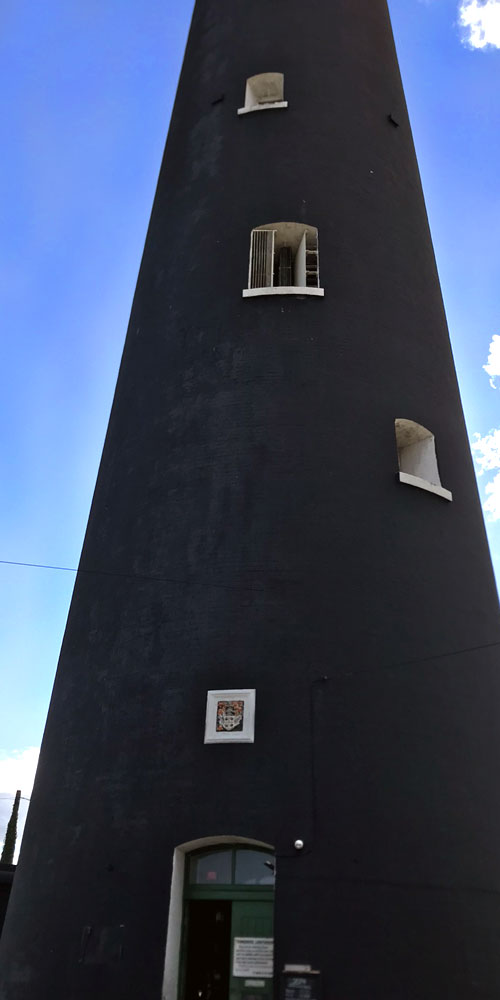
[{"left": 294, "top": 839, "right": 304, "bottom": 851}]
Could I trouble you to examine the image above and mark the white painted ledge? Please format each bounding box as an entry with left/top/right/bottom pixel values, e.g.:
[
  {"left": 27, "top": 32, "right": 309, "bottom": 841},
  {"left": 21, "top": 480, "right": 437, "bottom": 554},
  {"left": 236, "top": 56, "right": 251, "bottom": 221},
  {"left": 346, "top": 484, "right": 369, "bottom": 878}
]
[
  {"left": 242, "top": 286, "right": 324, "bottom": 298},
  {"left": 237, "top": 101, "right": 288, "bottom": 115},
  {"left": 399, "top": 471, "right": 452, "bottom": 502}
]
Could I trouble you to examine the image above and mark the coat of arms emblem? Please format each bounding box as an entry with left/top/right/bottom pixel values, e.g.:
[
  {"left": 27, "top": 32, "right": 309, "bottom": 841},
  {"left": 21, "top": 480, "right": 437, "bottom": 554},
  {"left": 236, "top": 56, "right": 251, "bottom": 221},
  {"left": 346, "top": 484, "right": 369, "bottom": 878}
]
[{"left": 216, "top": 700, "right": 244, "bottom": 732}]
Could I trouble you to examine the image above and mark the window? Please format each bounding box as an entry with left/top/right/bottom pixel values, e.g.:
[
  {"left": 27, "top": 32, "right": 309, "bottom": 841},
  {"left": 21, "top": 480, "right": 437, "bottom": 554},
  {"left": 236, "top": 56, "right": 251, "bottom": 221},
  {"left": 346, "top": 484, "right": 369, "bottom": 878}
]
[
  {"left": 243, "top": 222, "right": 324, "bottom": 297},
  {"left": 234, "top": 848, "right": 275, "bottom": 886},
  {"left": 238, "top": 73, "right": 287, "bottom": 115},
  {"left": 188, "top": 846, "right": 275, "bottom": 887},
  {"left": 189, "top": 850, "right": 233, "bottom": 885},
  {"left": 395, "top": 418, "right": 452, "bottom": 501}
]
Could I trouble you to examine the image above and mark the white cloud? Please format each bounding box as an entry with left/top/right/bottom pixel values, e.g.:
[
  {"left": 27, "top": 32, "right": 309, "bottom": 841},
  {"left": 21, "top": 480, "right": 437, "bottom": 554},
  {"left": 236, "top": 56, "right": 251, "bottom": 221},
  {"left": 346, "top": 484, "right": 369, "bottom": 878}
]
[
  {"left": 0, "top": 747, "right": 39, "bottom": 795},
  {"left": 459, "top": 0, "right": 500, "bottom": 49},
  {"left": 471, "top": 429, "right": 500, "bottom": 520},
  {"left": 0, "top": 748, "right": 39, "bottom": 862},
  {"left": 483, "top": 470, "right": 500, "bottom": 519},
  {"left": 471, "top": 427, "right": 500, "bottom": 473},
  {"left": 483, "top": 334, "right": 500, "bottom": 387}
]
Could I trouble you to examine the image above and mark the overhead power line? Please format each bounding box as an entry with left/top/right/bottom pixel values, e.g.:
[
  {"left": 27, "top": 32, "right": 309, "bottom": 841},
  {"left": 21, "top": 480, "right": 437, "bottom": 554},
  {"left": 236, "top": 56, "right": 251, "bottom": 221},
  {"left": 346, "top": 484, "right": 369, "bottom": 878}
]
[
  {"left": 1, "top": 558, "right": 500, "bottom": 673},
  {"left": 0, "top": 559, "right": 77, "bottom": 573}
]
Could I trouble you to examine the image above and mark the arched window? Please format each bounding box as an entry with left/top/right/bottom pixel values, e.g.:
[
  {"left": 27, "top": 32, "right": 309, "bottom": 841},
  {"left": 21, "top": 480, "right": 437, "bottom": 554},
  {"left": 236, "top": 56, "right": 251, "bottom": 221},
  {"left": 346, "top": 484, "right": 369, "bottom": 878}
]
[
  {"left": 395, "top": 418, "right": 452, "bottom": 501},
  {"left": 238, "top": 73, "right": 287, "bottom": 115},
  {"left": 188, "top": 845, "right": 275, "bottom": 887},
  {"left": 243, "top": 222, "right": 324, "bottom": 297}
]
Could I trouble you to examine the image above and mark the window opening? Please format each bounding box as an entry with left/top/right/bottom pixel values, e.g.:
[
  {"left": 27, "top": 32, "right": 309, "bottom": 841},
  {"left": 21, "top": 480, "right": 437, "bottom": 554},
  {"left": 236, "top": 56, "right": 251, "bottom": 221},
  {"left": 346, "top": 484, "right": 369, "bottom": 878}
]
[
  {"left": 395, "top": 418, "right": 452, "bottom": 501},
  {"left": 243, "top": 222, "right": 324, "bottom": 298},
  {"left": 238, "top": 73, "right": 287, "bottom": 115}
]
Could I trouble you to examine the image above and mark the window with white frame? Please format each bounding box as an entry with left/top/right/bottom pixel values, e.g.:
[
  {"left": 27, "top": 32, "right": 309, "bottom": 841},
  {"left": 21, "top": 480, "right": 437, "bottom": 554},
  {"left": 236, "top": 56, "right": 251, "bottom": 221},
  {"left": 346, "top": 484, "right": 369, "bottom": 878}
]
[
  {"left": 243, "top": 222, "right": 324, "bottom": 297},
  {"left": 238, "top": 73, "right": 287, "bottom": 115},
  {"left": 395, "top": 418, "right": 452, "bottom": 501}
]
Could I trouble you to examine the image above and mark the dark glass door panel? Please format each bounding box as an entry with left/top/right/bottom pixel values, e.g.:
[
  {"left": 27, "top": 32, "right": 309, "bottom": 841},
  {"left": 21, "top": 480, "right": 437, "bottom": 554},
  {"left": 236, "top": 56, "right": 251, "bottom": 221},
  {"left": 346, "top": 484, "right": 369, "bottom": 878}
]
[{"left": 184, "top": 900, "right": 232, "bottom": 1000}]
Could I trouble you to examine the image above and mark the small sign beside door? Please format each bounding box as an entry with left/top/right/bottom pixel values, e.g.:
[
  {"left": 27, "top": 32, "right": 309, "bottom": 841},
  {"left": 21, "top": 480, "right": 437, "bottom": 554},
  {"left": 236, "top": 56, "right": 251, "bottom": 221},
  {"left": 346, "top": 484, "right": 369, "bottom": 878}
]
[
  {"left": 280, "top": 971, "right": 322, "bottom": 1000},
  {"left": 233, "top": 937, "right": 274, "bottom": 978}
]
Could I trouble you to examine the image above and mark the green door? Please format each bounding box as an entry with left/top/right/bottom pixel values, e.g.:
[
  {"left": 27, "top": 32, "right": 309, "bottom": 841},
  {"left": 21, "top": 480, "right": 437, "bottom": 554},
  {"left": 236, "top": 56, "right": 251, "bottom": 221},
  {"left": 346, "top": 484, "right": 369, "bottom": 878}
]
[
  {"left": 181, "top": 846, "right": 275, "bottom": 1000},
  {"left": 230, "top": 901, "right": 274, "bottom": 1000}
]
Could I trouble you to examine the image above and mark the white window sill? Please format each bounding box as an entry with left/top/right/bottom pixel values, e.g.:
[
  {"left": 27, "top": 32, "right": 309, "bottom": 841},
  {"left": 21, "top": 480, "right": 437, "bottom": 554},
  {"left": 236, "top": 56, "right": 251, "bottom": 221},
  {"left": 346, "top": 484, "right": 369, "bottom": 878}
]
[
  {"left": 242, "top": 286, "right": 324, "bottom": 298},
  {"left": 399, "top": 471, "right": 452, "bottom": 502},
  {"left": 237, "top": 101, "right": 288, "bottom": 115}
]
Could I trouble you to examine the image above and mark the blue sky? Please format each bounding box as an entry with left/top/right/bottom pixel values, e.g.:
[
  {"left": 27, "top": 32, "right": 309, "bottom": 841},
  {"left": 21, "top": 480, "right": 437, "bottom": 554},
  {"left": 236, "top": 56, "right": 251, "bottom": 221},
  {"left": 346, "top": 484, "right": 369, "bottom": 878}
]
[{"left": 1, "top": 0, "right": 500, "bottom": 851}]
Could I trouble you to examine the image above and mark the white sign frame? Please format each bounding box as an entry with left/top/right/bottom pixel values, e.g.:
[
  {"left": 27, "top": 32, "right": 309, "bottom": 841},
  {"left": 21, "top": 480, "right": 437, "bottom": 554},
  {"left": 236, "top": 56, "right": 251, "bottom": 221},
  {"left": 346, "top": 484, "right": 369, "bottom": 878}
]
[
  {"left": 232, "top": 937, "right": 274, "bottom": 978},
  {"left": 204, "top": 689, "right": 256, "bottom": 744}
]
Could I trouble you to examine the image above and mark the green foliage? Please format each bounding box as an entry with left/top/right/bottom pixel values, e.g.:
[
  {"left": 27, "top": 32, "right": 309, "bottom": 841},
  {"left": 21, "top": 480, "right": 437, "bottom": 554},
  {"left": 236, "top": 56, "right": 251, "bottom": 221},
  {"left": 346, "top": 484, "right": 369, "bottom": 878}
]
[{"left": 1, "top": 789, "right": 21, "bottom": 865}]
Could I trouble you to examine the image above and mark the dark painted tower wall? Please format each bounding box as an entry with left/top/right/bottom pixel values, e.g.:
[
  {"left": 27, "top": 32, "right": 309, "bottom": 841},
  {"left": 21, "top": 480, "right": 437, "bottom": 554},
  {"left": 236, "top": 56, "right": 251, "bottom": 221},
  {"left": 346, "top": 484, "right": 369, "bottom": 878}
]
[{"left": 2, "top": 0, "right": 500, "bottom": 997}]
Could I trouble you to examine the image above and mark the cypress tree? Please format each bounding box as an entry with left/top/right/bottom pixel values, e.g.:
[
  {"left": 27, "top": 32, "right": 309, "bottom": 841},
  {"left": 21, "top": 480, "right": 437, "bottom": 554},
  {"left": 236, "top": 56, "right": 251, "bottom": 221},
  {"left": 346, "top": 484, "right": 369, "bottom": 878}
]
[{"left": 1, "top": 790, "right": 21, "bottom": 865}]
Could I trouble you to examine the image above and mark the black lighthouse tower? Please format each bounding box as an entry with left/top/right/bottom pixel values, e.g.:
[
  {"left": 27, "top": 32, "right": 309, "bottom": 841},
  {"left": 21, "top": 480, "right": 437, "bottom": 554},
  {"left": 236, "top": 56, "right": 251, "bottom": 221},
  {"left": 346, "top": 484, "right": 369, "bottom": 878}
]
[{"left": 2, "top": 1, "right": 500, "bottom": 997}]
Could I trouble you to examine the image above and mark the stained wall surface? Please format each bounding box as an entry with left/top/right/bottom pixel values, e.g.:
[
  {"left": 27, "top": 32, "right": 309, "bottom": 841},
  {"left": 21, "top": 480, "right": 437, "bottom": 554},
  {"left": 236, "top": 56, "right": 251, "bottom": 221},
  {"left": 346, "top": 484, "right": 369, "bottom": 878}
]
[{"left": 2, "top": 1, "right": 500, "bottom": 997}]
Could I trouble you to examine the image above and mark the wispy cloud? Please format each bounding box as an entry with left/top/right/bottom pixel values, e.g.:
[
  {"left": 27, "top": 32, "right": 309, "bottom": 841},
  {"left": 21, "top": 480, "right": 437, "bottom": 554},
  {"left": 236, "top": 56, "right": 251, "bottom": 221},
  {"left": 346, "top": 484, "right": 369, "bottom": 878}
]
[
  {"left": 471, "top": 428, "right": 500, "bottom": 474},
  {"left": 483, "top": 334, "right": 500, "bottom": 387},
  {"left": 483, "top": 471, "right": 500, "bottom": 519},
  {"left": 472, "top": 429, "right": 500, "bottom": 519},
  {"left": 459, "top": 0, "right": 500, "bottom": 49},
  {"left": 471, "top": 337, "right": 500, "bottom": 518}
]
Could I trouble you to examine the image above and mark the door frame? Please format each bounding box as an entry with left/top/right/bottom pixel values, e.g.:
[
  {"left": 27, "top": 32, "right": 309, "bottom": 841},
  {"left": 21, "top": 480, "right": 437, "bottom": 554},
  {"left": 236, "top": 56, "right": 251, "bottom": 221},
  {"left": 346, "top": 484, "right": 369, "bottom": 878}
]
[
  {"left": 180, "top": 846, "right": 275, "bottom": 1000},
  {"left": 161, "top": 837, "right": 274, "bottom": 1000}
]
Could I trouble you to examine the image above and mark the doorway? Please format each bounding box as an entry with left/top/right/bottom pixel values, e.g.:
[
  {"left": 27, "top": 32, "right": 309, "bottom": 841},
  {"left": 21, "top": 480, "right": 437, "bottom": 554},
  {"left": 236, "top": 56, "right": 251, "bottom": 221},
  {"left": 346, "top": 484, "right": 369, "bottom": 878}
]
[
  {"left": 180, "top": 846, "right": 275, "bottom": 1000},
  {"left": 184, "top": 901, "right": 231, "bottom": 1000}
]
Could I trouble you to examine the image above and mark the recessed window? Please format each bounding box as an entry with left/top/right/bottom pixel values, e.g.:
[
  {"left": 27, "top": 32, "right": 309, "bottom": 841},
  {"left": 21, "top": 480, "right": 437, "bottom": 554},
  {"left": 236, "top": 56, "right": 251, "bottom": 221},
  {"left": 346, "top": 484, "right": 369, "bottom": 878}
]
[
  {"left": 238, "top": 73, "right": 287, "bottom": 115},
  {"left": 243, "top": 222, "right": 324, "bottom": 298},
  {"left": 395, "top": 418, "right": 452, "bottom": 501}
]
